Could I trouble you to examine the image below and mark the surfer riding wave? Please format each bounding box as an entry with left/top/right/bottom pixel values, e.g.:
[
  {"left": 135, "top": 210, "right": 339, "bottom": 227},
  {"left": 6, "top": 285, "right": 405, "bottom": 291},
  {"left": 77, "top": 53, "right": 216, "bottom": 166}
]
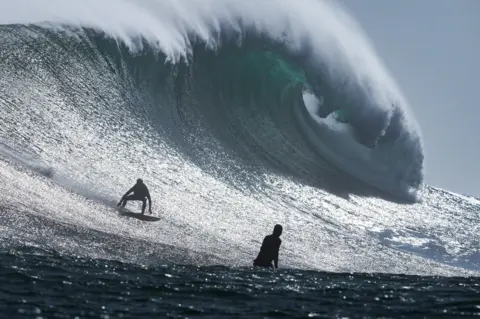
[{"left": 117, "top": 178, "right": 153, "bottom": 215}]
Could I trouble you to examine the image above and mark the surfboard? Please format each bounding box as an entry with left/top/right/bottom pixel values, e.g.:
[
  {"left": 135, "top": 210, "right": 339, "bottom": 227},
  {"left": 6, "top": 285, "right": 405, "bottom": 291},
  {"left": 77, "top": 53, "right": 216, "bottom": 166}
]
[{"left": 117, "top": 207, "right": 160, "bottom": 222}]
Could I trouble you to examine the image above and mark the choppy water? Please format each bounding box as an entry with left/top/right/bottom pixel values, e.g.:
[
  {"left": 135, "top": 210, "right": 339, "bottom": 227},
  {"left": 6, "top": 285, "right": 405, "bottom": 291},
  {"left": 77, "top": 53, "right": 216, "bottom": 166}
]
[{"left": 1, "top": 250, "right": 480, "bottom": 318}]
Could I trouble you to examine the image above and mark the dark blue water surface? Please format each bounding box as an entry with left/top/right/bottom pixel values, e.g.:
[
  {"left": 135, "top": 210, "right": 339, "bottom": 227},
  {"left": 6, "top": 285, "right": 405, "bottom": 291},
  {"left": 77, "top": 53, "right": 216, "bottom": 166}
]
[{"left": 1, "top": 249, "right": 479, "bottom": 319}]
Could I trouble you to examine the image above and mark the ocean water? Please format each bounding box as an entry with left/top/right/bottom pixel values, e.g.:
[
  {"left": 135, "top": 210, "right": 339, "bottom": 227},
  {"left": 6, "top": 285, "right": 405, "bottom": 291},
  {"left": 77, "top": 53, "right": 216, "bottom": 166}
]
[
  {"left": 2, "top": 249, "right": 480, "bottom": 318},
  {"left": 0, "top": 0, "right": 479, "bottom": 318}
]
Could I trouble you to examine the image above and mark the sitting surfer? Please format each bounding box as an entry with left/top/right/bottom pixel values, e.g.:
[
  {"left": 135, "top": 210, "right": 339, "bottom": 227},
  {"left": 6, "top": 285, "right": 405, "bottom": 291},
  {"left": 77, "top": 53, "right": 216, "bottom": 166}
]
[
  {"left": 117, "top": 178, "right": 152, "bottom": 215},
  {"left": 253, "top": 224, "right": 283, "bottom": 269}
]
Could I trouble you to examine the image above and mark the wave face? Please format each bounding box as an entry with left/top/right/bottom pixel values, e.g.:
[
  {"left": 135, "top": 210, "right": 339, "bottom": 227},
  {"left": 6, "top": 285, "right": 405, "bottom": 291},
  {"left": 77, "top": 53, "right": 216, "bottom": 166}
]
[
  {"left": 0, "top": 0, "right": 424, "bottom": 200},
  {"left": 0, "top": 0, "right": 477, "bottom": 275}
]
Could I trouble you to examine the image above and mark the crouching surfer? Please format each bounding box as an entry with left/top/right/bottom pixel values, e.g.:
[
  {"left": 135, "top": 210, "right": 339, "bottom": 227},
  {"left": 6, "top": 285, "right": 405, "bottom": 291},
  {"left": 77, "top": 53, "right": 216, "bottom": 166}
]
[
  {"left": 253, "top": 224, "right": 283, "bottom": 269},
  {"left": 117, "top": 178, "right": 152, "bottom": 215}
]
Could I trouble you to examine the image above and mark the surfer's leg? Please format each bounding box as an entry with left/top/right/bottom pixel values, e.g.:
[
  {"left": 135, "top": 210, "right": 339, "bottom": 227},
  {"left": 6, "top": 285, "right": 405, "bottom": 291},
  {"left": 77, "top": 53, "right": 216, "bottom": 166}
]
[
  {"left": 253, "top": 263, "right": 273, "bottom": 269},
  {"left": 141, "top": 198, "right": 147, "bottom": 214},
  {"left": 122, "top": 195, "right": 138, "bottom": 207},
  {"left": 253, "top": 259, "right": 273, "bottom": 268}
]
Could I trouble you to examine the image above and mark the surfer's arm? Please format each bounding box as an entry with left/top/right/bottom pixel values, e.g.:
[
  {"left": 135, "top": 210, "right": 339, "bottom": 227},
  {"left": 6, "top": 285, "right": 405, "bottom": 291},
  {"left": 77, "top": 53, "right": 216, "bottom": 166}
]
[{"left": 121, "top": 186, "right": 135, "bottom": 200}]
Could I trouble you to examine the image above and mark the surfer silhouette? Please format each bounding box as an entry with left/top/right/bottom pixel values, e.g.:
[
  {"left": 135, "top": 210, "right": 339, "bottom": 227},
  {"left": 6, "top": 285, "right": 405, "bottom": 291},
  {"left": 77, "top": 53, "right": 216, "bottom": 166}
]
[
  {"left": 254, "top": 224, "right": 283, "bottom": 269},
  {"left": 117, "top": 178, "right": 152, "bottom": 215}
]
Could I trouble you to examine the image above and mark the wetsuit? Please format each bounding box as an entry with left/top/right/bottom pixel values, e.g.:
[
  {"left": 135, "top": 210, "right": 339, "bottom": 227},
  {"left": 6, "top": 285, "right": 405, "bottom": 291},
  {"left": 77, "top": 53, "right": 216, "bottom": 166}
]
[
  {"left": 253, "top": 234, "right": 282, "bottom": 268},
  {"left": 119, "top": 183, "right": 151, "bottom": 213}
]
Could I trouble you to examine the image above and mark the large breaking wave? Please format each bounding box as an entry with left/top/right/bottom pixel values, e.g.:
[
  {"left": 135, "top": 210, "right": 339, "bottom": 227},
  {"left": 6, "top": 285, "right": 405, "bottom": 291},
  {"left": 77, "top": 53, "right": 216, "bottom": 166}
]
[
  {"left": 0, "top": 0, "right": 424, "bottom": 201},
  {"left": 5, "top": 0, "right": 474, "bottom": 277}
]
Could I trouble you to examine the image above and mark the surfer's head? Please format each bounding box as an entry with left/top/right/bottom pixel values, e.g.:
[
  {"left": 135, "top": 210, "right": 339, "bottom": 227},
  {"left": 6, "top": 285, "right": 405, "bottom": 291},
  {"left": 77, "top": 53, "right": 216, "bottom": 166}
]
[
  {"left": 273, "top": 224, "right": 283, "bottom": 237},
  {"left": 136, "top": 178, "right": 143, "bottom": 184}
]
